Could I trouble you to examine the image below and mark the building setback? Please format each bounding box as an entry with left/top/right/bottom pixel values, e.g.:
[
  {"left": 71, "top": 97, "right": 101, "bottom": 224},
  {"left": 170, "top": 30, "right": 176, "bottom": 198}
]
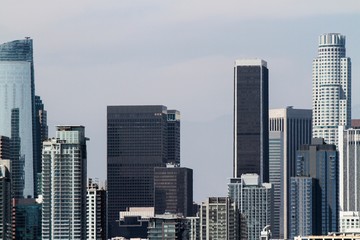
[
  {"left": 107, "top": 105, "right": 180, "bottom": 237},
  {"left": 234, "top": 59, "right": 269, "bottom": 182},
  {"left": 269, "top": 107, "right": 312, "bottom": 238},
  {"left": 41, "top": 126, "right": 88, "bottom": 240},
  {"left": 312, "top": 33, "right": 351, "bottom": 147}
]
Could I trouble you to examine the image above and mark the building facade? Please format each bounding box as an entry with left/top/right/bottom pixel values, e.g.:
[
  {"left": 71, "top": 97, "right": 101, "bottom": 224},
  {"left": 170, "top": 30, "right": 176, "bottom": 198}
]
[
  {"left": 293, "top": 138, "right": 338, "bottom": 235},
  {"left": 200, "top": 197, "right": 238, "bottom": 240},
  {"left": 154, "top": 166, "right": 193, "bottom": 217},
  {"left": 148, "top": 214, "right": 189, "bottom": 240},
  {"left": 312, "top": 33, "right": 351, "bottom": 147},
  {"left": 234, "top": 59, "right": 269, "bottom": 182},
  {"left": 269, "top": 107, "right": 312, "bottom": 238},
  {"left": 0, "top": 39, "right": 36, "bottom": 198},
  {"left": 87, "top": 178, "right": 107, "bottom": 240},
  {"left": 107, "top": 105, "right": 180, "bottom": 237},
  {"left": 228, "top": 174, "right": 272, "bottom": 240},
  {"left": 0, "top": 160, "right": 11, "bottom": 239},
  {"left": 340, "top": 211, "right": 360, "bottom": 233},
  {"left": 42, "top": 126, "right": 88, "bottom": 239},
  {"left": 338, "top": 126, "right": 360, "bottom": 212}
]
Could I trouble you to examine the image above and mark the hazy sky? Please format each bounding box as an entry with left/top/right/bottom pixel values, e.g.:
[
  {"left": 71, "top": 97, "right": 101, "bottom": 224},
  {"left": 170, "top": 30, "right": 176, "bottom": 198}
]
[{"left": 1, "top": 1, "right": 360, "bottom": 202}]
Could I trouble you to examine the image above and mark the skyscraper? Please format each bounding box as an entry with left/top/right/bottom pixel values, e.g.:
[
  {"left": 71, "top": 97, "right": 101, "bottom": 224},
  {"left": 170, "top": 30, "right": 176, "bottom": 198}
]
[
  {"left": 0, "top": 160, "right": 11, "bottom": 239},
  {"left": 0, "top": 39, "right": 36, "bottom": 198},
  {"left": 269, "top": 107, "right": 312, "bottom": 238},
  {"left": 292, "top": 138, "right": 338, "bottom": 235},
  {"left": 228, "top": 174, "right": 272, "bottom": 240},
  {"left": 234, "top": 59, "right": 269, "bottom": 182},
  {"left": 42, "top": 126, "right": 88, "bottom": 239},
  {"left": 107, "top": 105, "right": 180, "bottom": 237},
  {"left": 312, "top": 33, "right": 351, "bottom": 147},
  {"left": 338, "top": 126, "right": 360, "bottom": 212},
  {"left": 154, "top": 166, "right": 193, "bottom": 217}
]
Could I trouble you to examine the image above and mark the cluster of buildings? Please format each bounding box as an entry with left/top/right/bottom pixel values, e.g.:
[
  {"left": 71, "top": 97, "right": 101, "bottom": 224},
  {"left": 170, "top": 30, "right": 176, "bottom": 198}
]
[{"left": 0, "top": 32, "right": 358, "bottom": 239}]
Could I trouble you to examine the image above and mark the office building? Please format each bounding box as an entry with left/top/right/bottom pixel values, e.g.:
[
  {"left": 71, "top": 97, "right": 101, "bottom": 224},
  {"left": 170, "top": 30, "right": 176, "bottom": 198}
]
[
  {"left": 312, "top": 33, "right": 351, "bottom": 147},
  {"left": 293, "top": 138, "right": 338, "bottom": 235},
  {"left": 338, "top": 126, "right": 360, "bottom": 211},
  {"left": 147, "top": 214, "right": 189, "bottom": 240},
  {"left": 42, "top": 126, "right": 88, "bottom": 239},
  {"left": 200, "top": 197, "right": 238, "bottom": 240},
  {"left": 0, "top": 136, "right": 10, "bottom": 160},
  {"left": 87, "top": 178, "right": 107, "bottom": 240},
  {"left": 11, "top": 198, "right": 42, "bottom": 240},
  {"left": 269, "top": 107, "right": 312, "bottom": 238},
  {"left": 289, "top": 176, "right": 320, "bottom": 239},
  {"left": 107, "top": 105, "right": 180, "bottom": 237},
  {"left": 186, "top": 217, "right": 200, "bottom": 240},
  {"left": 228, "top": 174, "right": 272, "bottom": 240},
  {"left": 0, "top": 39, "right": 36, "bottom": 198},
  {"left": 154, "top": 166, "right": 193, "bottom": 217},
  {"left": 294, "top": 233, "right": 360, "bottom": 240},
  {"left": 234, "top": 59, "right": 269, "bottom": 182},
  {"left": 167, "top": 110, "right": 180, "bottom": 165},
  {"left": 0, "top": 160, "right": 11, "bottom": 239},
  {"left": 340, "top": 211, "right": 360, "bottom": 233},
  {"left": 33, "top": 95, "right": 48, "bottom": 197}
]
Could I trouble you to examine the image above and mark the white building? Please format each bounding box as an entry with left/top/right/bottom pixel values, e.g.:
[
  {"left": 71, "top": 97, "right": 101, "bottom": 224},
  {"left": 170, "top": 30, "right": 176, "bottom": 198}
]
[
  {"left": 87, "top": 178, "right": 107, "bottom": 240},
  {"left": 200, "top": 197, "right": 238, "bottom": 240},
  {"left": 340, "top": 211, "right": 360, "bottom": 233},
  {"left": 228, "top": 174, "right": 272, "bottom": 240},
  {"left": 41, "top": 126, "right": 88, "bottom": 240},
  {"left": 312, "top": 33, "right": 351, "bottom": 147}
]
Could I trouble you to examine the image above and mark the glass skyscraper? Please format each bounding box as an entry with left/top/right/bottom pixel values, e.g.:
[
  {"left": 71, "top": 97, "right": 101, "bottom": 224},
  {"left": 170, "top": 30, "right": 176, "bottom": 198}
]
[
  {"left": 312, "top": 33, "right": 351, "bottom": 147},
  {"left": 233, "top": 59, "right": 269, "bottom": 182},
  {"left": 0, "top": 39, "right": 36, "bottom": 198}
]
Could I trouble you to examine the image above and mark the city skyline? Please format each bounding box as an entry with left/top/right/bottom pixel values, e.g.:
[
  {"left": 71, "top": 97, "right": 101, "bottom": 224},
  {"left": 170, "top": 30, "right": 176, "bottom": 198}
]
[{"left": 1, "top": 1, "right": 360, "bottom": 202}]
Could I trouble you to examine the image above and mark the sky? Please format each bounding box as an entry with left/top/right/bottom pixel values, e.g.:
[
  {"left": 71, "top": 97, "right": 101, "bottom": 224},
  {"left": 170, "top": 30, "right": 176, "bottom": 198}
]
[{"left": 1, "top": 0, "right": 360, "bottom": 202}]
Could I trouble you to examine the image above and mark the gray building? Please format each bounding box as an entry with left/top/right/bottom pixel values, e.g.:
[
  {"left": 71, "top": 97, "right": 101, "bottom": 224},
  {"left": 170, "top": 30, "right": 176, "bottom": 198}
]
[
  {"left": 107, "top": 105, "right": 180, "bottom": 237},
  {"left": 269, "top": 107, "right": 312, "bottom": 238},
  {"left": 154, "top": 166, "right": 193, "bottom": 217},
  {"left": 148, "top": 214, "right": 189, "bottom": 240},
  {"left": 338, "top": 126, "right": 360, "bottom": 212},
  {"left": 228, "top": 174, "right": 272, "bottom": 240},
  {"left": 0, "top": 39, "right": 35, "bottom": 198},
  {"left": 291, "top": 138, "right": 338, "bottom": 235},
  {"left": 234, "top": 59, "right": 269, "bottom": 182},
  {"left": 42, "top": 126, "right": 88, "bottom": 240}
]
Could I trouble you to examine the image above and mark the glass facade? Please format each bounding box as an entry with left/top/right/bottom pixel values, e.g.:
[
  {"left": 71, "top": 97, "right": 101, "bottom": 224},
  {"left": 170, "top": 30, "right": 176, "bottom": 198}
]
[{"left": 0, "top": 61, "right": 34, "bottom": 198}]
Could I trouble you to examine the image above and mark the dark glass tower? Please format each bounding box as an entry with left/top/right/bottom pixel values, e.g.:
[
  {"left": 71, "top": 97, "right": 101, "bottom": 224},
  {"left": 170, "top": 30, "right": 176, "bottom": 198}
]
[
  {"left": 107, "top": 105, "right": 180, "bottom": 237},
  {"left": 234, "top": 59, "right": 269, "bottom": 182},
  {"left": 154, "top": 166, "right": 193, "bottom": 217}
]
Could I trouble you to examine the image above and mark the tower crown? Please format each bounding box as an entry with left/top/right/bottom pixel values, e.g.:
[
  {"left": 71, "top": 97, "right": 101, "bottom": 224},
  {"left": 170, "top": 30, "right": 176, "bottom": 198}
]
[{"left": 319, "top": 33, "right": 345, "bottom": 47}]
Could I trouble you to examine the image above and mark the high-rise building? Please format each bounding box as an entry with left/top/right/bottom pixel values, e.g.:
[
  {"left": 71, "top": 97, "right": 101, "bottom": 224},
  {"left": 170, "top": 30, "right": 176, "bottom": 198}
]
[
  {"left": 200, "top": 197, "right": 238, "bottom": 240},
  {"left": 312, "top": 33, "right": 351, "bottom": 147},
  {"left": 228, "top": 174, "right": 272, "bottom": 240},
  {"left": 0, "top": 39, "right": 35, "bottom": 198},
  {"left": 117, "top": 207, "right": 154, "bottom": 239},
  {"left": 107, "top": 105, "right": 180, "bottom": 237},
  {"left": 42, "top": 126, "right": 88, "bottom": 240},
  {"left": 167, "top": 110, "right": 180, "bottom": 165},
  {"left": 0, "top": 160, "right": 11, "bottom": 239},
  {"left": 269, "top": 107, "right": 312, "bottom": 238},
  {"left": 338, "top": 126, "right": 360, "bottom": 212},
  {"left": 154, "top": 166, "right": 193, "bottom": 217},
  {"left": 293, "top": 138, "right": 338, "bottom": 235},
  {"left": 339, "top": 211, "right": 360, "bottom": 233},
  {"left": 34, "top": 95, "right": 48, "bottom": 197},
  {"left": 186, "top": 216, "right": 200, "bottom": 240},
  {"left": 289, "top": 176, "right": 320, "bottom": 239},
  {"left": 87, "top": 178, "right": 107, "bottom": 240},
  {"left": 234, "top": 59, "right": 269, "bottom": 182},
  {"left": 0, "top": 136, "right": 10, "bottom": 160}
]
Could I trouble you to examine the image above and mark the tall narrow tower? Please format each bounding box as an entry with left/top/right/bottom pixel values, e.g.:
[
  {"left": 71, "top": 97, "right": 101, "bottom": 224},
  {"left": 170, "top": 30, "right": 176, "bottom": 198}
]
[
  {"left": 234, "top": 59, "right": 269, "bottom": 182},
  {"left": 312, "top": 33, "right": 351, "bottom": 147},
  {"left": 41, "top": 126, "right": 88, "bottom": 240}
]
